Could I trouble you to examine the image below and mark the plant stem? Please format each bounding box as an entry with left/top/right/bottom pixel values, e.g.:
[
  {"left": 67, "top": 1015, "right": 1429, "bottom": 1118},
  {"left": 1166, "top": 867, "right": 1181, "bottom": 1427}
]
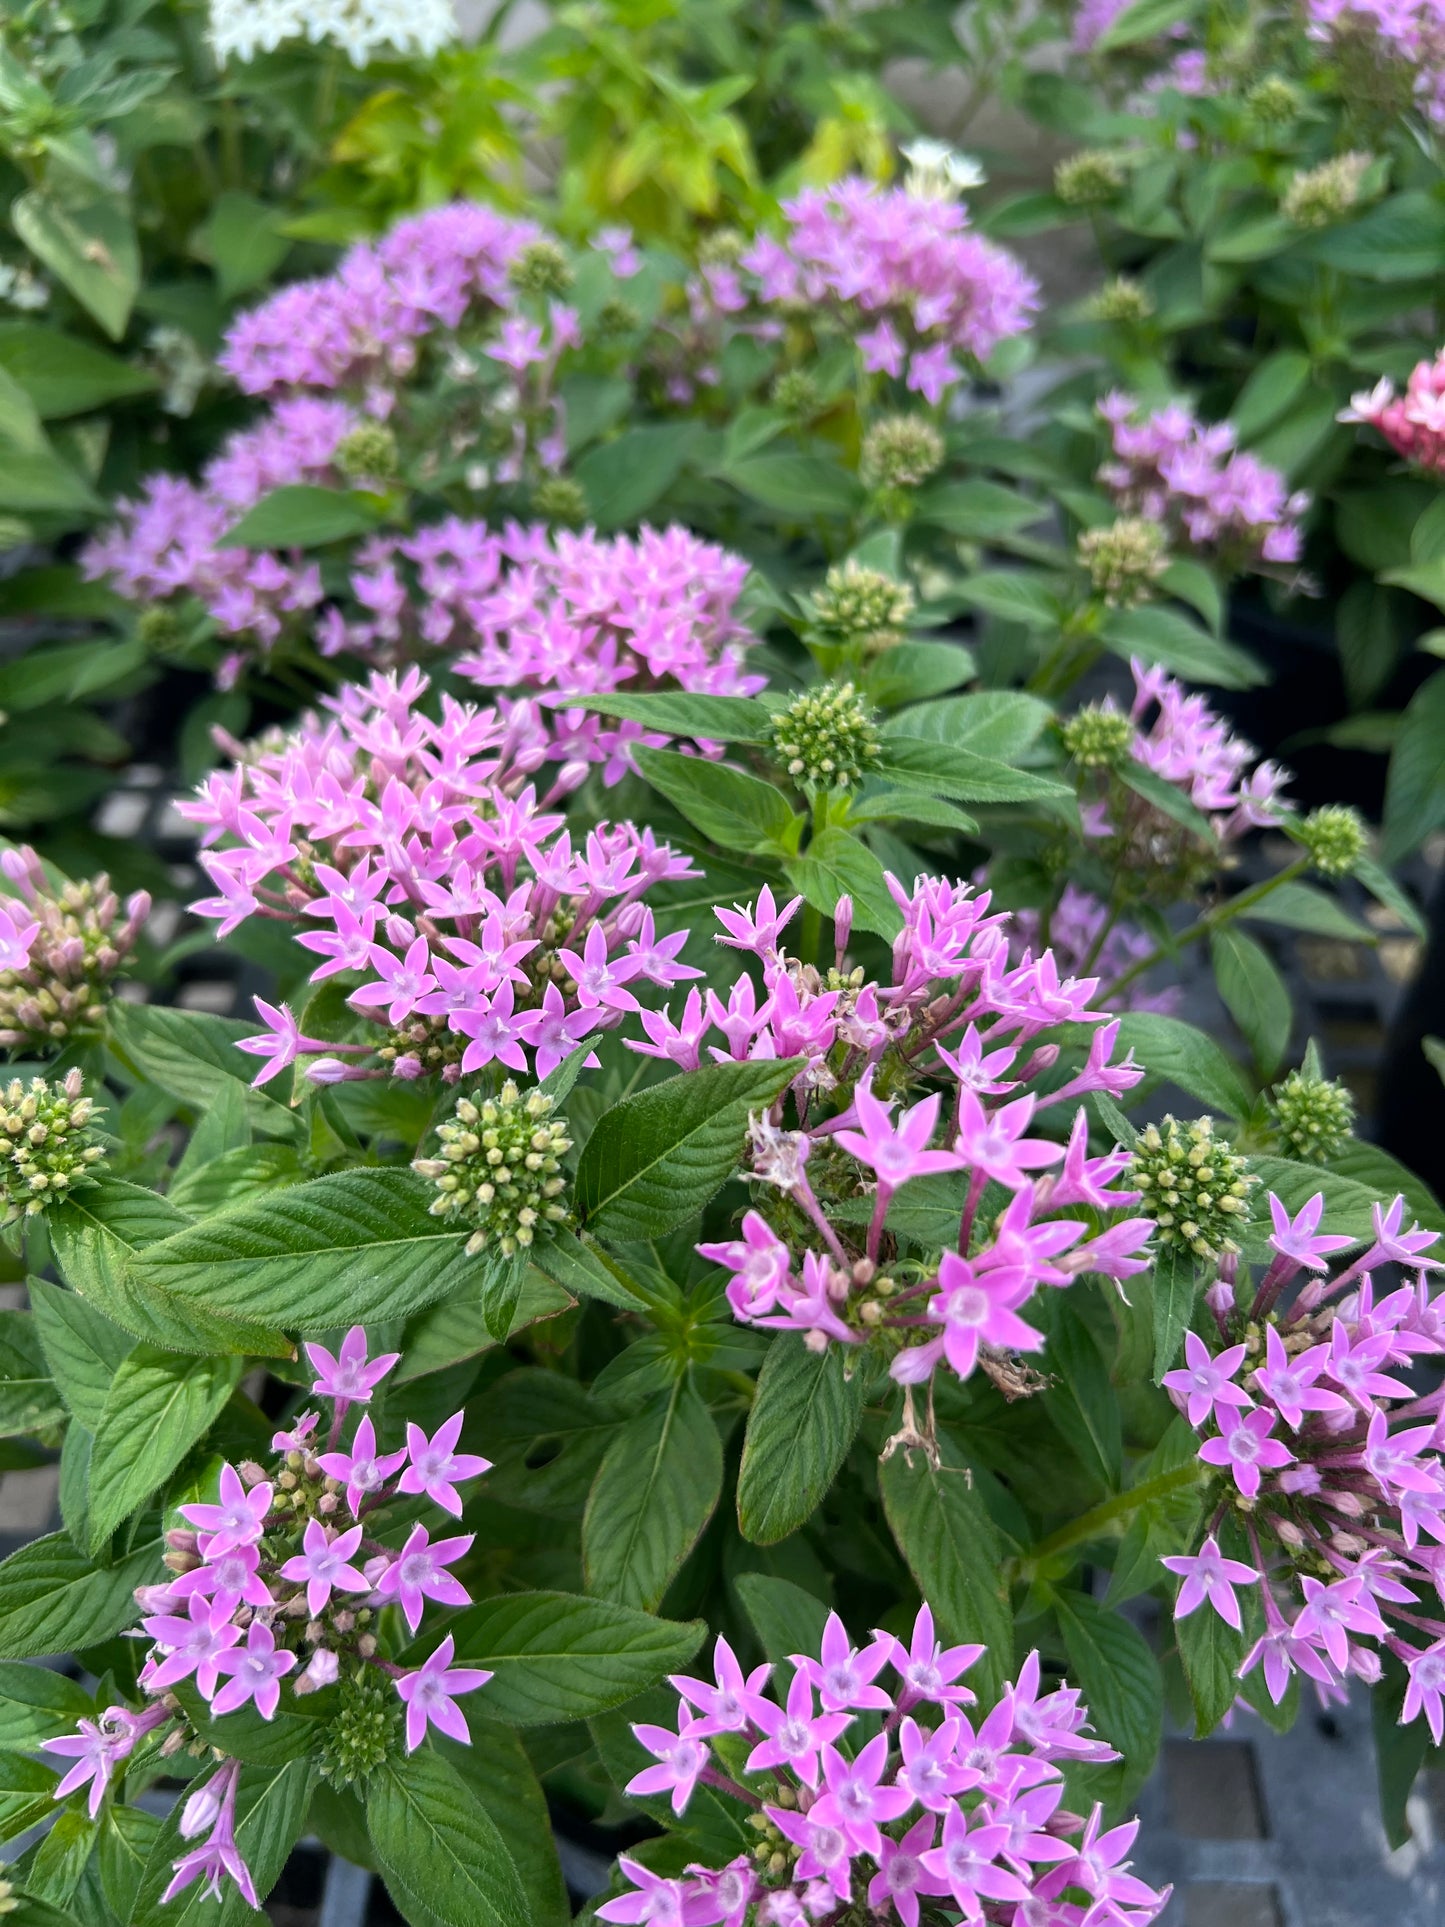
[
  {"left": 1098, "top": 857, "right": 1310, "bottom": 1002},
  {"left": 1016, "top": 1461, "right": 1207, "bottom": 1572}
]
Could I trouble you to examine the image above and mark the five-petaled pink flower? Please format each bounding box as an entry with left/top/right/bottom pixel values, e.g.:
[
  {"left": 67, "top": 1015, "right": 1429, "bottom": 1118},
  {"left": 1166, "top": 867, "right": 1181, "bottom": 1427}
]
[
  {"left": 395, "top": 1634, "right": 492, "bottom": 1753},
  {"left": 180, "top": 1463, "right": 273, "bottom": 1557},
  {"left": 279, "top": 1519, "right": 371, "bottom": 1616},
  {"left": 211, "top": 1619, "right": 298, "bottom": 1720},
  {"left": 398, "top": 1412, "right": 491, "bottom": 1516},
  {"left": 316, "top": 1414, "right": 408, "bottom": 1514},
  {"left": 1161, "top": 1331, "right": 1252, "bottom": 1428},
  {"left": 305, "top": 1326, "right": 400, "bottom": 1405},
  {"left": 1161, "top": 1535, "right": 1261, "bottom": 1630},
  {"left": 1197, "top": 1405, "right": 1295, "bottom": 1500},
  {"left": 928, "top": 1252, "right": 1043, "bottom": 1381},
  {"left": 374, "top": 1523, "right": 474, "bottom": 1633}
]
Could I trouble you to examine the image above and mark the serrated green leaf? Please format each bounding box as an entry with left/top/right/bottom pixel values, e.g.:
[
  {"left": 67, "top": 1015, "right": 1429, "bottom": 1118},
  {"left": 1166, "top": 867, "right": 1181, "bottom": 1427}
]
[
  {"left": 633, "top": 744, "right": 798, "bottom": 855},
  {"left": 0, "top": 1531, "right": 160, "bottom": 1661},
  {"left": 583, "top": 1379, "right": 721, "bottom": 1610},
  {"left": 737, "top": 1337, "right": 868, "bottom": 1545},
  {"left": 87, "top": 1346, "right": 240, "bottom": 1550},
  {"left": 220, "top": 484, "right": 381, "bottom": 550}
]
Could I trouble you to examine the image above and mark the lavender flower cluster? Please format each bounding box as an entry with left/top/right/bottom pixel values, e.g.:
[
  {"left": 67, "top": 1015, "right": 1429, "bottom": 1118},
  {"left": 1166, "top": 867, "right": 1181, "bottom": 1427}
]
[
  {"left": 603, "top": 1609, "right": 1170, "bottom": 1927},
  {"left": 44, "top": 1329, "right": 491, "bottom": 1908},
  {"left": 1158, "top": 1195, "right": 1445, "bottom": 1728},
  {"left": 177, "top": 669, "right": 700, "bottom": 1087},
  {"left": 669, "top": 879, "right": 1152, "bottom": 1409},
  {"left": 1307, "top": 0, "right": 1445, "bottom": 121},
  {"left": 0, "top": 846, "right": 150, "bottom": 1051},
  {"left": 1098, "top": 394, "right": 1308, "bottom": 572}
]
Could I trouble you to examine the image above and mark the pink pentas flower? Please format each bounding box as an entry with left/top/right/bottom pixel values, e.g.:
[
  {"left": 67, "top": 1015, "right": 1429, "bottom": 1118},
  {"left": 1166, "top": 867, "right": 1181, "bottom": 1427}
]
[
  {"left": 1161, "top": 1331, "right": 1253, "bottom": 1428},
  {"left": 211, "top": 1619, "right": 298, "bottom": 1720},
  {"left": 929, "top": 1254, "right": 1045, "bottom": 1381},
  {"left": 714, "top": 885, "right": 802, "bottom": 956},
  {"left": 810, "top": 1730, "right": 913, "bottom": 1854},
  {"left": 278, "top": 1520, "right": 371, "bottom": 1616},
  {"left": 305, "top": 1326, "right": 400, "bottom": 1405},
  {"left": 171, "top": 1543, "right": 274, "bottom": 1618},
  {"left": 1403, "top": 1642, "right": 1445, "bottom": 1745},
  {"left": 398, "top": 1413, "right": 491, "bottom": 1516},
  {"left": 885, "top": 1602, "right": 982, "bottom": 1707},
  {"left": 235, "top": 999, "right": 333, "bottom": 1087},
  {"left": 953, "top": 1090, "right": 1063, "bottom": 1190},
  {"left": 180, "top": 1464, "right": 273, "bottom": 1557},
  {"left": 697, "top": 1211, "right": 792, "bottom": 1319},
  {"left": 796, "top": 1611, "right": 894, "bottom": 1714},
  {"left": 374, "top": 1523, "right": 474, "bottom": 1633},
  {"left": 315, "top": 1414, "right": 409, "bottom": 1514},
  {"left": 1197, "top": 1404, "right": 1295, "bottom": 1500},
  {"left": 626, "top": 1715, "right": 713, "bottom": 1815},
  {"left": 834, "top": 1076, "right": 965, "bottom": 1196},
  {"left": 596, "top": 1857, "right": 713, "bottom": 1927},
  {"left": 922, "top": 1803, "right": 1031, "bottom": 1916},
  {"left": 746, "top": 1670, "right": 853, "bottom": 1788},
  {"left": 670, "top": 1635, "right": 773, "bottom": 1735},
  {"left": 1267, "top": 1191, "right": 1355, "bottom": 1271},
  {"left": 1160, "top": 1535, "right": 1261, "bottom": 1631},
  {"left": 1251, "top": 1324, "right": 1348, "bottom": 1430},
  {"left": 395, "top": 1634, "right": 492, "bottom": 1753}
]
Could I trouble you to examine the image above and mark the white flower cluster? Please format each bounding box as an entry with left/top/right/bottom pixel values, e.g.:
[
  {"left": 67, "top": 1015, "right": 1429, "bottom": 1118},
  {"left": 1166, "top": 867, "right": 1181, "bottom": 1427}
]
[{"left": 208, "top": 0, "right": 456, "bottom": 66}]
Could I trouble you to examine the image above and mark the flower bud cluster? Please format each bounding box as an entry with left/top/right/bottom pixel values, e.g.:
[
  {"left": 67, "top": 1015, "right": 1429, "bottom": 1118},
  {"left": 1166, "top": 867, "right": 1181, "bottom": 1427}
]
[
  {"left": 1054, "top": 149, "right": 1128, "bottom": 205},
  {"left": 1059, "top": 703, "right": 1135, "bottom": 769},
  {"left": 769, "top": 682, "right": 882, "bottom": 793},
  {"left": 1281, "top": 151, "right": 1374, "bottom": 227},
  {"left": 1077, "top": 514, "right": 1169, "bottom": 605},
  {"left": 1268, "top": 1067, "right": 1356, "bottom": 1162},
  {"left": 333, "top": 421, "right": 400, "bottom": 485},
  {"left": 806, "top": 560, "right": 915, "bottom": 657},
  {"left": 602, "top": 1610, "right": 1169, "bottom": 1927},
  {"left": 1089, "top": 275, "right": 1155, "bottom": 323},
  {"left": 1127, "top": 1115, "right": 1254, "bottom": 1259},
  {"left": 860, "top": 413, "right": 946, "bottom": 489},
  {"left": 42, "top": 1328, "right": 494, "bottom": 1913},
  {"left": 0, "top": 1072, "right": 105, "bottom": 1224},
  {"left": 0, "top": 846, "right": 149, "bottom": 1051},
  {"left": 414, "top": 1082, "right": 572, "bottom": 1256},
  {"left": 1295, "top": 804, "right": 1368, "bottom": 879}
]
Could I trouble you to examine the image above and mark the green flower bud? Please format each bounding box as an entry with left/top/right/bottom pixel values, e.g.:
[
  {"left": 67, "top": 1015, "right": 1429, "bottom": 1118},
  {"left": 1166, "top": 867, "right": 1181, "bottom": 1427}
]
[
  {"left": 1088, "top": 276, "right": 1155, "bottom": 324},
  {"left": 1268, "top": 1067, "right": 1355, "bottom": 1162},
  {"left": 334, "top": 422, "right": 399, "bottom": 485},
  {"left": 808, "top": 560, "right": 915, "bottom": 656},
  {"left": 1280, "top": 152, "right": 1374, "bottom": 229},
  {"left": 698, "top": 228, "right": 746, "bottom": 268},
  {"left": 136, "top": 605, "right": 185, "bottom": 655},
  {"left": 414, "top": 1082, "right": 572, "bottom": 1258},
  {"left": 1054, "top": 150, "right": 1128, "bottom": 207},
  {"left": 317, "top": 1674, "right": 401, "bottom": 1788},
  {"left": 771, "top": 368, "right": 822, "bottom": 418},
  {"left": 0, "top": 1071, "right": 105, "bottom": 1225},
  {"left": 1077, "top": 515, "right": 1168, "bottom": 606},
  {"left": 508, "top": 239, "right": 573, "bottom": 297},
  {"left": 1060, "top": 702, "right": 1134, "bottom": 768},
  {"left": 1295, "top": 804, "right": 1368, "bottom": 879},
  {"left": 596, "top": 295, "right": 640, "bottom": 336},
  {"left": 769, "top": 682, "right": 882, "bottom": 793},
  {"left": 860, "top": 415, "right": 946, "bottom": 491},
  {"left": 1127, "top": 1115, "right": 1256, "bottom": 1260},
  {"left": 1245, "top": 76, "right": 1299, "bottom": 125},
  {"left": 532, "top": 476, "right": 589, "bottom": 525}
]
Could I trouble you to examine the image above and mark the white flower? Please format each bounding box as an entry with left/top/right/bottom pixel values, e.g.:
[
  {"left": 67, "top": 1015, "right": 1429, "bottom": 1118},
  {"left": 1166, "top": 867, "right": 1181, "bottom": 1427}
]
[
  {"left": 901, "top": 138, "right": 987, "bottom": 201},
  {"left": 208, "top": 0, "right": 456, "bottom": 65}
]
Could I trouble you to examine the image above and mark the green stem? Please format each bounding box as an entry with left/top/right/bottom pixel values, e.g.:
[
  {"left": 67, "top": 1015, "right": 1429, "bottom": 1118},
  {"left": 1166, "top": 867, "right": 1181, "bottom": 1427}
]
[
  {"left": 1016, "top": 1461, "right": 1207, "bottom": 1573},
  {"left": 1098, "top": 857, "right": 1310, "bottom": 1002}
]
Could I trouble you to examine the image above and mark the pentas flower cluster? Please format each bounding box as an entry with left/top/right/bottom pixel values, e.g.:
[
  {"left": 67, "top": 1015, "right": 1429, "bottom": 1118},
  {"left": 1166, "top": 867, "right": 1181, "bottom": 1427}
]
[
  {"left": 177, "top": 669, "right": 699, "bottom": 1087},
  {"left": 42, "top": 1328, "right": 492, "bottom": 1909},
  {"left": 1097, "top": 393, "right": 1308, "bottom": 571},
  {"left": 0, "top": 846, "right": 149, "bottom": 1051},
  {"left": 1007, "top": 886, "right": 1181, "bottom": 1016},
  {"left": 1062, "top": 661, "right": 1288, "bottom": 900},
  {"left": 670, "top": 878, "right": 1152, "bottom": 1406},
  {"left": 1158, "top": 1193, "right": 1445, "bottom": 1725},
  {"left": 737, "top": 178, "right": 1040, "bottom": 398},
  {"left": 602, "top": 1608, "right": 1170, "bottom": 1927},
  {"left": 1307, "top": 0, "right": 1445, "bottom": 122},
  {"left": 1343, "top": 350, "right": 1445, "bottom": 475}
]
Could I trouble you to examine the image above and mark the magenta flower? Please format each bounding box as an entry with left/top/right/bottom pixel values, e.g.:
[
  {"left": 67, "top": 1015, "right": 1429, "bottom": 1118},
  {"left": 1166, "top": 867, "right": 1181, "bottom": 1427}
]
[
  {"left": 211, "top": 1619, "right": 298, "bottom": 1720},
  {"left": 1266, "top": 1192, "right": 1355, "bottom": 1271},
  {"left": 796, "top": 1611, "right": 894, "bottom": 1714},
  {"left": 928, "top": 1253, "right": 1043, "bottom": 1381},
  {"left": 271, "top": 1411, "right": 320, "bottom": 1454},
  {"left": 896, "top": 1716, "right": 974, "bottom": 1811},
  {"left": 305, "top": 1326, "right": 400, "bottom": 1405},
  {"left": 809, "top": 1731, "right": 913, "bottom": 1855},
  {"left": 767, "top": 1806, "right": 855, "bottom": 1903},
  {"left": 885, "top": 1601, "right": 982, "bottom": 1706},
  {"left": 921, "top": 1803, "right": 1030, "bottom": 1917},
  {"left": 162, "top": 1759, "right": 257, "bottom": 1908},
  {"left": 626, "top": 1715, "right": 713, "bottom": 1815},
  {"left": 746, "top": 1670, "right": 852, "bottom": 1788},
  {"left": 316, "top": 1414, "right": 408, "bottom": 1514},
  {"left": 1361, "top": 1195, "right": 1443, "bottom": 1273},
  {"left": 1403, "top": 1642, "right": 1445, "bottom": 1745},
  {"left": 1161, "top": 1331, "right": 1252, "bottom": 1428},
  {"left": 140, "top": 1594, "right": 244, "bottom": 1698},
  {"left": 1040, "top": 1805, "right": 1166, "bottom": 1915},
  {"left": 834, "top": 1076, "right": 965, "bottom": 1196},
  {"left": 1294, "top": 1575, "right": 1386, "bottom": 1670},
  {"left": 171, "top": 1543, "right": 274, "bottom": 1618},
  {"left": 398, "top": 1413, "right": 491, "bottom": 1516},
  {"left": 670, "top": 1634, "right": 773, "bottom": 1735},
  {"left": 868, "top": 1815, "right": 945, "bottom": 1927},
  {"left": 1251, "top": 1325, "right": 1348, "bottom": 1430},
  {"left": 278, "top": 1519, "right": 370, "bottom": 1616},
  {"left": 179, "top": 1463, "right": 273, "bottom": 1556},
  {"left": 43, "top": 1709, "right": 151, "bottom": 1820},
  {"left": 1197, "top": 1405, "right": 1295, "bottom": 1500},
  {"left": 697, "top": 1211, "right": 792, "bottom": 1319},
  {"left": 953, "top": 1090, "right": 1063, "bottom": 1191},
  {"left": 235, "top": 998, "right": 332, "bottom": 1087},
  {"left": 1160, "top": 1536, "right": 1260, "bottom": 1630},
  {"left": 395, "top": 1634, "right": 492, "bottom": 1753},
  {"left": 374, "top": 1523, "right": 474, "bottom": 1633},
  {"left": 714, "top": 885, "right": 802, "bottom": 956},
  {"left": 595, "top": 1856, "right": 710, "bottom": 1926}
]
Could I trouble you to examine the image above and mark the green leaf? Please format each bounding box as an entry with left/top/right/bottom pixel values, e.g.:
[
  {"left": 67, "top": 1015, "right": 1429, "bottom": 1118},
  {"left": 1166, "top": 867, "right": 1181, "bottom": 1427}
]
[
  {"left": 0, "top": 1313, "right": 65, "bottom": 1437},
  {"left": 1174, "top": 1591, "right": 1248, "bottom": 1737},
  {"left": 11, "top": 189, "right": 139, "bottom": 341},
  {"left": 1151, "top": 1244, "right": 1199, "bottom": 1381},
  {"left": 27, "top": 1280, "right": 132, "bottom": 1431},
  {"left": 0, "top": 322, "right": 156, "bottom": 418},
  {"left": 87, "top": 1345, "right": 241, "bottom": 1550},
  {"left": 1053, "top": 1589, "right": 1162, "bottom": 1784},
  {"left": 1114, "top": 1012, "right": 1254, "bottom": 1119},
  {"left": 437, "top": 1729, "right": 568, "bottom": 1927},
  {"left": 0, "top": 365, "right": 44, "bottom": 454},
  {"left": 1038, "top": 1296, "right": 1122, "bottom": 1493},
  {"left": 1328, "top": 1139, "right": 1444, "bottom": 1236},
  {"left": 0, "top": 1755, "right": 60, "bottom": 1836},
  {"left": 736, "top": 1336, "right": 869, "bottom": 1545},
  {"left": 1101, "top": 606, "right": 1264, "bottom": 688},
  {"left": 576, "top": 1058, "right": 802, "bottom": 1241},
  {"left": 1120, "top": 760, "right": 1218, "bottom": 847},
  {"left": 528, "top": 1228, "right": 646, "bottom": 1311},
  {"left": 444, "top": 1591, "right": 704, "bottom": 1724},
  {"left": 46, "top": 1181, "right": 290, "bottom": 1358},
  {"left": 0, "top": 1531, "right": 159, "bottom": 1660},
  {"left": 131, "top": 1757, "right": 309, "bottom": 1927},
  {"left": 1236, "top": 880, "right": 1374, "bottom": 942},
  {"left": 1305, "top": 190, "right": 1445, "bottom": 280},
  {"left": 0, "top": 443, "right": 99, "bottom": 516},
  {"left": 1210, "top": 927, "right": 1291, "bottom": 1076},
  {"left": 878, "top": 1437, "right": 1013, "bottom": 1703},
  {"left": 0, "top": 1661, "right": 91, "bottom": 1751},
  {"left": 914, "top": 477, "right": 1042, "bottom": 539},
  {"left": 893, "top": 690, "right": 1054, "bottom": 760},
  {"left": 0, "top": 637, "right": 141, "bottom": 709},
  {"left": 190, "top": 191, "right": 292, "bottom": 302},
  {"left": 1097, "top": 0, "right": 1200, "bottom": 48},
  {"left": 107, "top": 1003, "right": 301, "bottom": 1140},
  {"left": 733, "top": 1574, "right": 830, "bottom": 1689},
  {"left": 369, "top": 1749, "right": 528, "bottom": 1927},
  {"left": 132, "top": 1168, "right": 487, "bottom": 1334},
  {"left": 220, "top": 484, "right": 381, "bottom": 550},
  {"left": 1229, "top": 351, "right": 1313, "bottom": 444},
  {"left": 953, "top": 570, "right": 1061, "bottom": 631},
  {"left": 633, "top": 744, "right": 797, "bottom": 854},
  {"left": 722, "top": 450, "right": 862, "bottom": 517},
  {"left": 1383, "top": 668, "right": 1445, "bottom": 863},
  {"left": 861, "top": 642, "right": 976, "bottom": 709},
  {"left": 576, "top": 423, "right": 700, "bottom": 528},
  {"left": 583, "top": 1379, "right": 722, "bottom": 1610},
  {"left": 784, "top": 827, "right": 903, "bottom": 939},
  {"left": 98, "top": 1804, "right": 160, "bottom": 1921},
  {"left": 878, "top": 735, "right": 1072, "bottom": 803},
  {"left": 567, "top": 692, "right": 770, "bottom": 743}
]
